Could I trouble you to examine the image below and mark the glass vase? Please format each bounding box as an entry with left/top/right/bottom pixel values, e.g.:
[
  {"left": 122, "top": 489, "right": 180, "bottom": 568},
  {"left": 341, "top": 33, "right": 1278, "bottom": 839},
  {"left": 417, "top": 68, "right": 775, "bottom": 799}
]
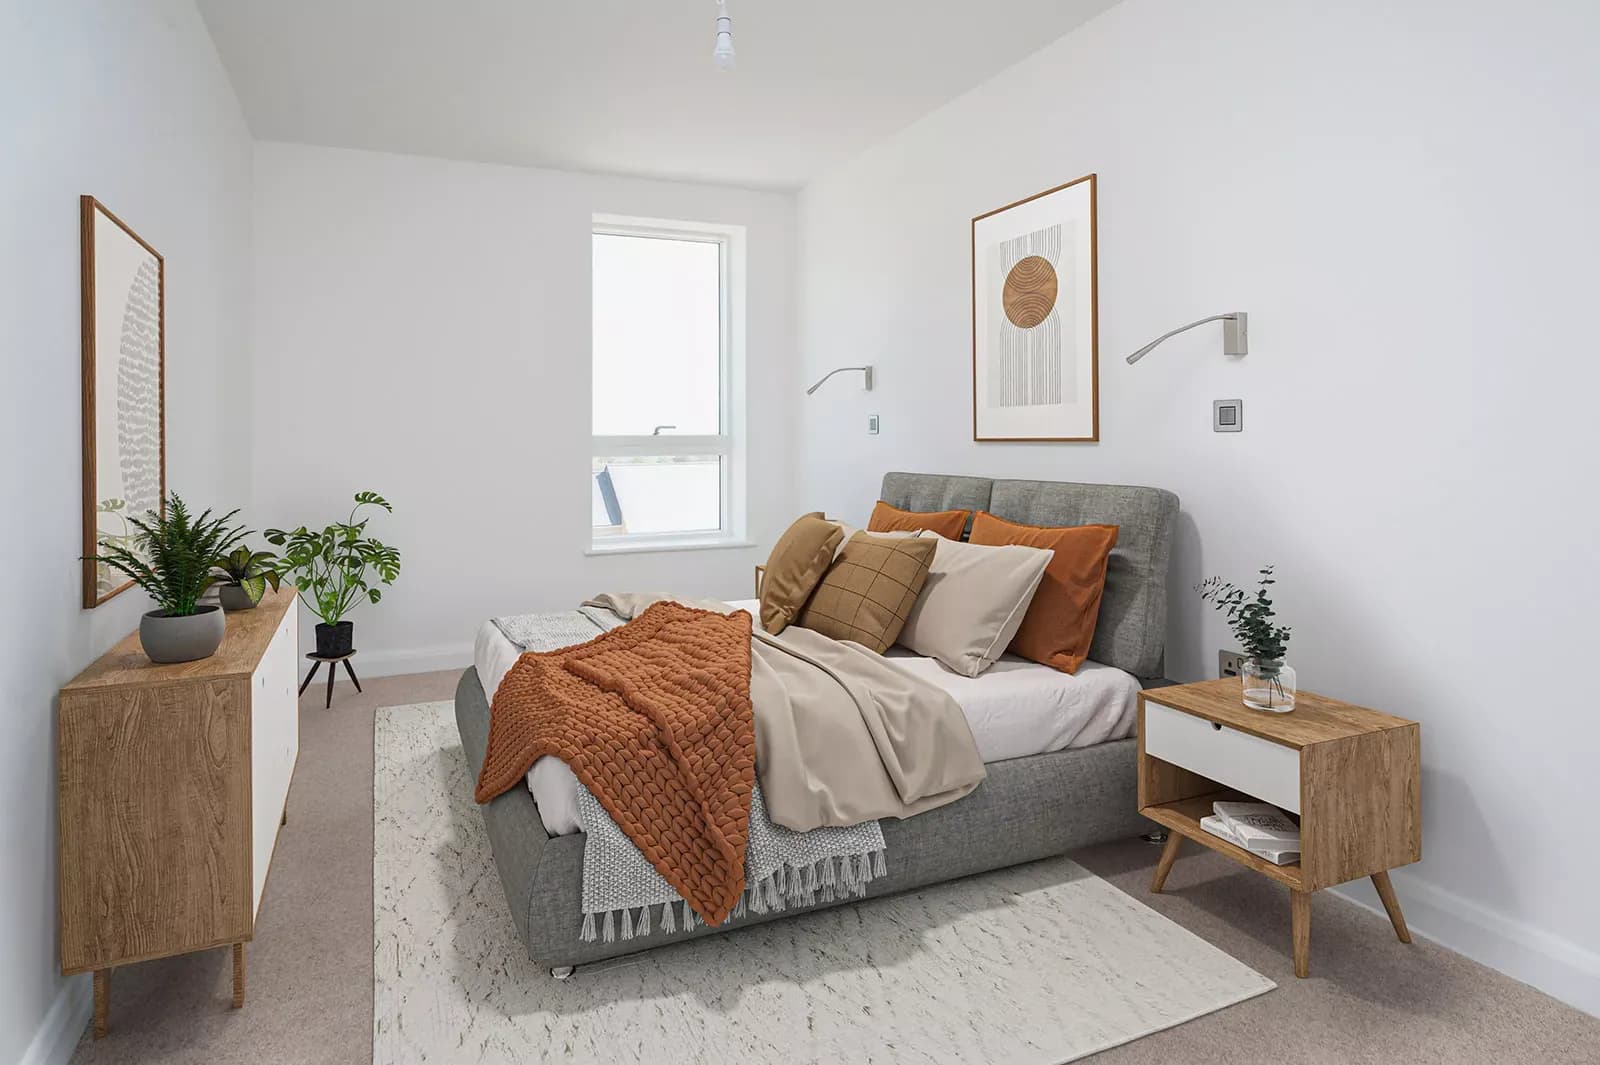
[{"left": 1242, "top": 657, "right": 1297, "bottom": 713}]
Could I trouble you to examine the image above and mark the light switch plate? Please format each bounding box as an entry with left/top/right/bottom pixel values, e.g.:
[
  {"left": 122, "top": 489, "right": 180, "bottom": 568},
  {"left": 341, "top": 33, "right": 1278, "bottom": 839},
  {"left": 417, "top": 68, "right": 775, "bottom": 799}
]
[
  {"left": 867, "top": 414, "right": 880, "bottom": 435},
  {"left": 1213, "top": 398, "right": 1243, "bottom": 432}
]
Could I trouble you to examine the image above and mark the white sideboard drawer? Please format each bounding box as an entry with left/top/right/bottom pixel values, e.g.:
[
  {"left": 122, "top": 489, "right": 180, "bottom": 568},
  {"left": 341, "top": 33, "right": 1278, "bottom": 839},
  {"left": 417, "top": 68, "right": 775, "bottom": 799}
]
[{"left": 1144, "top": 701, "right": 1301, "bottom": 813}]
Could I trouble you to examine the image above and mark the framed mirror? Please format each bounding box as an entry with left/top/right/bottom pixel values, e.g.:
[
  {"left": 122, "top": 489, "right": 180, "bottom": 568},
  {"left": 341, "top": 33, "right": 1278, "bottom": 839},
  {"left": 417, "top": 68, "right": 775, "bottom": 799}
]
[{"left": 81, "top": 196, "right": 165, "bottom": 607}]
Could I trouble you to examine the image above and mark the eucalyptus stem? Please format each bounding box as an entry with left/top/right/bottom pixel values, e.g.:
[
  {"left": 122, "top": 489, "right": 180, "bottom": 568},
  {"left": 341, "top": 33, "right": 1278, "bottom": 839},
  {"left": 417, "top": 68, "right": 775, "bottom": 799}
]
[{"left": 1197, "top": 565, "right": 1292, "bottom": 663}]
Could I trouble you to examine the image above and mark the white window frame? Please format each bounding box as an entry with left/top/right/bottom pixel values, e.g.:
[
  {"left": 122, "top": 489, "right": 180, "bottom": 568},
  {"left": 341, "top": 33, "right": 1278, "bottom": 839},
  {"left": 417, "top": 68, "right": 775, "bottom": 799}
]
[{"left": 588, "top": 214, "right": 747, "bottom": 554}]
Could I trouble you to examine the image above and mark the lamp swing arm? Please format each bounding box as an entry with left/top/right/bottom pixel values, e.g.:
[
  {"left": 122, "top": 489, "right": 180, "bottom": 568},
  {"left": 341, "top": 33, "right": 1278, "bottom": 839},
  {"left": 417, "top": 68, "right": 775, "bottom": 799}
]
[
  {"left": 1125, "top": 312, "right": 1249, "bottom": 364},
  {"left": 805, "top": 366, "right": 874, "bottom": 395}
]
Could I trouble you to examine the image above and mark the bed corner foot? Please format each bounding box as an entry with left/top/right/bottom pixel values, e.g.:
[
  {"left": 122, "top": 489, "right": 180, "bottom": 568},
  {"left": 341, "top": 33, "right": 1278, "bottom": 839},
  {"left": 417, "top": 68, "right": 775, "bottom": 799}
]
[{"left": 550, "top": 966, "right": 575, "bottom": 981}]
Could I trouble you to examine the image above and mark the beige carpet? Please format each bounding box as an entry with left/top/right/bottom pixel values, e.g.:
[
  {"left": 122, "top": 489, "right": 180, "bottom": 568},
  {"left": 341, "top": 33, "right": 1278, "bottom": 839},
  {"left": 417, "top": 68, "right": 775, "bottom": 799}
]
[{"left": 70, "top": 669, "right": 1600, "bottom": 1065}]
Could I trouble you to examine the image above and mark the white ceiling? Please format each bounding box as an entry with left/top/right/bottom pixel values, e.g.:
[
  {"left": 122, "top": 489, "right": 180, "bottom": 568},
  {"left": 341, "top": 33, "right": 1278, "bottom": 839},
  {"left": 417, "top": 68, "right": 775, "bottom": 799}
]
[{"left": 196, "top": 1, "right": 1120, "bottom": 190}]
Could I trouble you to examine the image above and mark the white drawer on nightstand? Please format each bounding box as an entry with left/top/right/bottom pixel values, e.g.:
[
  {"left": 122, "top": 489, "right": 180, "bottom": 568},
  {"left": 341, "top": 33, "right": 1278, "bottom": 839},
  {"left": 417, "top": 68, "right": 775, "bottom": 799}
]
[{"left": 1144, "top": 701, "right": 1301, "bottom": 813}]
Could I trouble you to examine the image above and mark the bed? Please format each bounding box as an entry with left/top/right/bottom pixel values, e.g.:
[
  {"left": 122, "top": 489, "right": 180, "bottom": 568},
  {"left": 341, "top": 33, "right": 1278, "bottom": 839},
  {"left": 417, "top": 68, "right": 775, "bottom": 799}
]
[{"left": 454, "top": 472, "right": 1179, "bottom": 971}]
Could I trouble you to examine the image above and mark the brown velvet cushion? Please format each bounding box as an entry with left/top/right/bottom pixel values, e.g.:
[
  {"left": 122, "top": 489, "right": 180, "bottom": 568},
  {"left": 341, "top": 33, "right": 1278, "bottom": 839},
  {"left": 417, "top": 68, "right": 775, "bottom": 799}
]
[
  {"left": 867, "top": 500, "right": 970, "bottom": 540},
  {"left": 759, "top": 513, "right": 846, "bottom": 634},
  {"left": 968, "top": 511, "right": 1119, "bottom": 674},
  {"left": 795, "top": 532, "right": 937, "bottom": 653}
]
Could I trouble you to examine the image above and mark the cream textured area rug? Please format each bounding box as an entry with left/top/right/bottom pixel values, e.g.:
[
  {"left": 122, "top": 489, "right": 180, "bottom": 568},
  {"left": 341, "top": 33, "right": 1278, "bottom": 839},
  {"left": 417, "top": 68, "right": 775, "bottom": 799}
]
[{"left": 375, "top": 701, "right": 1273, "bottom": 1065}]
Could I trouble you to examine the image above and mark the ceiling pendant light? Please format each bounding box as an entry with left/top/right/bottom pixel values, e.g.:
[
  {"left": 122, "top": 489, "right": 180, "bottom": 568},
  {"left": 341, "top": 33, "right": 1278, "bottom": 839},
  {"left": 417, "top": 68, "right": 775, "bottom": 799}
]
[{"left": 712, "top": 0, "right": 736, "bottom": 70}]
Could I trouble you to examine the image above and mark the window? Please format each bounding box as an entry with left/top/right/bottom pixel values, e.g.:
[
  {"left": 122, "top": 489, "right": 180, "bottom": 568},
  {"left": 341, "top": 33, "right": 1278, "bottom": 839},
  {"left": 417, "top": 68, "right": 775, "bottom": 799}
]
[{"left": 591, "top": 217, "right": 743, "bottom": 550}]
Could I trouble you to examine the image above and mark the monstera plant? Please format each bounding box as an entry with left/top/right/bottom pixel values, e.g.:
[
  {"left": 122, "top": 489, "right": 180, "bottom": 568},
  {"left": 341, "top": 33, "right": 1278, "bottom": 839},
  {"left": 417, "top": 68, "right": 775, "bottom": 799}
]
[{"left": 265, "top": 492, "right": 401, "bottom": 657}]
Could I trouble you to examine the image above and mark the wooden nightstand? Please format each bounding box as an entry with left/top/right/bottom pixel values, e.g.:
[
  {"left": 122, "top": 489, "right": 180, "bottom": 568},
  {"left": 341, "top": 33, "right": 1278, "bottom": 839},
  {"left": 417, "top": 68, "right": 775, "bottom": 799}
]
[{"left": 1137, "top": 678, "right": 1421, "bottom": 978}]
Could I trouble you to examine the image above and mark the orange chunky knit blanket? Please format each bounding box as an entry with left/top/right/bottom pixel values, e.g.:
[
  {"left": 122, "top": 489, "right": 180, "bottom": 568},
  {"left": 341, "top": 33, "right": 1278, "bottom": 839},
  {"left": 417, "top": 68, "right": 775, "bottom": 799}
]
[{"left": 474, "top": 602, "right": 755, "bottom": 925}]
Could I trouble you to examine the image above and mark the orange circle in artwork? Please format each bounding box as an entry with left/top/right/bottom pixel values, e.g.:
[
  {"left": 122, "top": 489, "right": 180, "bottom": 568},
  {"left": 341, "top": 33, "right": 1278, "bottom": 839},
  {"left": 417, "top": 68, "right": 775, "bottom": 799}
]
[{"left": 1002, "top": 256, "right": 1059, "bottom": 329}]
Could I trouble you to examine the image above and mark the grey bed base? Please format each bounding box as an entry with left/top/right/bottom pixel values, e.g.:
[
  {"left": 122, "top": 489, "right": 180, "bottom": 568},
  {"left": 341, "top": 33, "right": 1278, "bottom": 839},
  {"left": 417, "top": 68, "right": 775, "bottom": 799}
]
[
  {"left": 457, "top": 667, "right": 1153, "bottom": 970},
  {"left": 457, "top": 472, "right": 1179, "bottom": 970}
]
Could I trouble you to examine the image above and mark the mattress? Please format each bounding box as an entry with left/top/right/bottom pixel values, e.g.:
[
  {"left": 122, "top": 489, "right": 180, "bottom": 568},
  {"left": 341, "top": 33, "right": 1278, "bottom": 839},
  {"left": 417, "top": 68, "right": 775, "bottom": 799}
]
[{"left": 472, "top": 599, "right": 1140, "bottom": 837}]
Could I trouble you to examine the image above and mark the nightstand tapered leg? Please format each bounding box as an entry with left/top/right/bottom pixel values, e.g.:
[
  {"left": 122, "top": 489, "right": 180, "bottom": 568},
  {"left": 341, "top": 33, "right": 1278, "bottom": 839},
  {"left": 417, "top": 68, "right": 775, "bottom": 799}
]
[
  {"left": 92, "top": 969, "right": 109, "bottom": 1038},
  {"left": 1290, "top": 889, "right": 1312, "bottom": 978},
  {"left": 1370, "top": 871, "right": 1411, "bottom": 943},
  {"left": 232, "top": 942, "right": 245, "bottom": 1008},
  {"left": 1150, "top": 831, "right": 1184, "bottom": 893}
]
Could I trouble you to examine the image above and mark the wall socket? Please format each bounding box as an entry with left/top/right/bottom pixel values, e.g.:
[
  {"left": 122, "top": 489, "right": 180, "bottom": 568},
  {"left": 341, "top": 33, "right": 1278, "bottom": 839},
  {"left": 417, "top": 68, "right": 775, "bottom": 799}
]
[
  {"left": 1218, "top": 650, "right": 1246, "bottom": 678},
  {"left": 867, "top": 414, "right": 880, "bottom": 435}
]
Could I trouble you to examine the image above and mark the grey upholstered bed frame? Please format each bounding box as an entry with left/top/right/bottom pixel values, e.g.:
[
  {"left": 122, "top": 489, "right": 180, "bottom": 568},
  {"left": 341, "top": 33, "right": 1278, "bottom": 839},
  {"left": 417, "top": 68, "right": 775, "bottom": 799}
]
[{"left": 454, "top": 472, "right": 1179, "bottom": 971}]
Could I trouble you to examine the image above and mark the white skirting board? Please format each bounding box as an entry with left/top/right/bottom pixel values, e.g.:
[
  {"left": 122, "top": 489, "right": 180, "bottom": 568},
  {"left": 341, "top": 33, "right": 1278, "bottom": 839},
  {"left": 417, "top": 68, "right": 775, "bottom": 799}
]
[
  {"left": 18, "top": 974, "right": 91, "bottom": 1065},
  {"left": 301, "top": 642, "right": 473, "bottom": 680},
  {"left": 1332, "top": 873, "right": 1599, "bottom": 1018}
]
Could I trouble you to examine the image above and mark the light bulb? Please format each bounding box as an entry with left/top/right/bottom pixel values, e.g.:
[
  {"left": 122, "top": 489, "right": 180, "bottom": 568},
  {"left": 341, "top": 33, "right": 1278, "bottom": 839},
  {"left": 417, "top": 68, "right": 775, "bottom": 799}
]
[{"left": 712, "top": 2, "right": 735, "bottom": 70}]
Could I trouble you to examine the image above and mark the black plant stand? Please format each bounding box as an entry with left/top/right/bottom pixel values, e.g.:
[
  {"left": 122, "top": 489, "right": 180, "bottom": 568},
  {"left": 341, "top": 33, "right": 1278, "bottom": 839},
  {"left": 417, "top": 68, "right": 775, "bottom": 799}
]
[{"left": 299, "top": 651, "right": 361, "bottom": 709}]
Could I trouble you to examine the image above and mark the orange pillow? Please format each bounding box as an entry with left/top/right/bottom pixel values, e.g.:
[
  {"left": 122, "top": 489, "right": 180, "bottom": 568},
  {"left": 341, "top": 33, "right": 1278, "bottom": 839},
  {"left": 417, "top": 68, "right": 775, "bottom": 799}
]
[
  {"left": 968, "top": 511, "right": 1118, "bottom": 674},
  {"left": 868, "top": 500, "right": 969, "bottom": 540}
]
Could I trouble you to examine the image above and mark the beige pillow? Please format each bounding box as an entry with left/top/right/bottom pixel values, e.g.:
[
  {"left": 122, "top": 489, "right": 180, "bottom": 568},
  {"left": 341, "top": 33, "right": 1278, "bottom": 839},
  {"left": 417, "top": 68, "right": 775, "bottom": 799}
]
[
  {"left": 759, "top": 513, "right": 846, "bottom": 634},
  {"left": 826, "top": 521, "right": 920, "bottom": 560},
  {"left": 795, "top": 532, "right": 937, "bottom": 653},
  {"left": 896, "top": 532, "right": 1053, "bottom": 677}
]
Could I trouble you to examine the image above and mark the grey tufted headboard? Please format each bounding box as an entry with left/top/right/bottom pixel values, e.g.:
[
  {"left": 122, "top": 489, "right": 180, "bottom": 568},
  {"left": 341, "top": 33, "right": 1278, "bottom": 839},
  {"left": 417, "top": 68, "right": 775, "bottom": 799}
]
[{"left": 879, "top": 472, "right": 1179, "bottom": 680}]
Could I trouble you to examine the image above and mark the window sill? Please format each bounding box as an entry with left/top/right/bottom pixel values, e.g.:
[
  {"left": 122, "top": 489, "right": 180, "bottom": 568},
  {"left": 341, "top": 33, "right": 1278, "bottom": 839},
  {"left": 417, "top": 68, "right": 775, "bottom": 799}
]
[{"left": 585, "top": 538, "right": 756, "bottom": 557}]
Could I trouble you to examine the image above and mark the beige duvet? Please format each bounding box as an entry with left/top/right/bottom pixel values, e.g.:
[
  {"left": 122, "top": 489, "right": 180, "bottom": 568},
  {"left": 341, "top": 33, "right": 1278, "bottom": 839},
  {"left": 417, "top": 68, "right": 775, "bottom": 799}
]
[{"left": 586, "top": 593, "right": 987, "bottom": 832}]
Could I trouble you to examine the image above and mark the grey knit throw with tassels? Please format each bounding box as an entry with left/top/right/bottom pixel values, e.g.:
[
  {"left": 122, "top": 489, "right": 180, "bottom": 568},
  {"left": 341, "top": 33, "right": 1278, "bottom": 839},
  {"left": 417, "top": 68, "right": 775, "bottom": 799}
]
[{"left": 491, "top": 608, "right": 889, "bottom": 946}]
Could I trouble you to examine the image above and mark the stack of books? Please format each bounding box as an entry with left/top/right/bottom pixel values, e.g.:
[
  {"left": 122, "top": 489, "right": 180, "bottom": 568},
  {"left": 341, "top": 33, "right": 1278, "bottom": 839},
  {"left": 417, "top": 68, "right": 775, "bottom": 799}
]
[{"left": 1200, "top": 800, "right": 1301, "bottom": 865}]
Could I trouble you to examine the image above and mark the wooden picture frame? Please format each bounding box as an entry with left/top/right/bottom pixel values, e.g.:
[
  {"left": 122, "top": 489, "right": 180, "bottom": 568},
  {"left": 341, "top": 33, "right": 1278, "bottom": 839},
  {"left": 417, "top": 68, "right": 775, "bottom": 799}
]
[
  {"left": 971, "top": 173, "right": 1099, "bottom": 442},
  {"left": 81, "top": 196, "right": 165, "bottom": 608}
]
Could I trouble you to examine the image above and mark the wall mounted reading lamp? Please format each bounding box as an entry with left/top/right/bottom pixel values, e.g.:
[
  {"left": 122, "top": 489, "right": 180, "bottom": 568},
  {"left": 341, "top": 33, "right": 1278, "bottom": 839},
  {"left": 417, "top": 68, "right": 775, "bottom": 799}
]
[
  {"left": 1125, "top": 313, "right": 1249, "bottom": 364},
  {"left": 805, "top": 366, "right": 874, "bottom": 395}
]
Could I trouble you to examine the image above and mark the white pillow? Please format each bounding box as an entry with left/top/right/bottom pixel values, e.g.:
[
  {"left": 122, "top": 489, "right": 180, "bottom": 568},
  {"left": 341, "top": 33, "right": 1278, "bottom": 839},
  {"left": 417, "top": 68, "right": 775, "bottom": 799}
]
[
  {"left": 895, "top": 532, "right": 1053, "bottom": 677},
  {"left": 825, "top": 520, "right": 917, "bottom": 560}
]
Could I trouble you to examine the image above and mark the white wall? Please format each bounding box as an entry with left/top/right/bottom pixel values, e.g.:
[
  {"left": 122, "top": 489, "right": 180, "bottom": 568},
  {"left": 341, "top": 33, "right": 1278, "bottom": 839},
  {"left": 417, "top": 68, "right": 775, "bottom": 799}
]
[
  {"left": 0, "top": 2, "right": 254, "bottom": 1062},
  {"left": 796, "top": 0, "right": 1600, "bottom": 1016},
  {"left": 251, "top": 142, "right": 797, "bottom": 674}
]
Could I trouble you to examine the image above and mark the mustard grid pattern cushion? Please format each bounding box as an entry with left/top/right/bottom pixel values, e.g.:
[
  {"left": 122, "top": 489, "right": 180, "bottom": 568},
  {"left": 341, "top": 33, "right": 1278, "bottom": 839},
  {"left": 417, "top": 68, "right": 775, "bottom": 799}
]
[{"left": 795, "top": 532, "right": 937, "bottom": 653}]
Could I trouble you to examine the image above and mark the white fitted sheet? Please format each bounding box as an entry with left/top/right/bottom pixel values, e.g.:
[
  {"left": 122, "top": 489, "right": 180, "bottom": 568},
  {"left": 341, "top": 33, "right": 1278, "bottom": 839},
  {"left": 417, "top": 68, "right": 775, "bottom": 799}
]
[{"left": 473, "top": 600, "right": 1140, "bottom": 837}]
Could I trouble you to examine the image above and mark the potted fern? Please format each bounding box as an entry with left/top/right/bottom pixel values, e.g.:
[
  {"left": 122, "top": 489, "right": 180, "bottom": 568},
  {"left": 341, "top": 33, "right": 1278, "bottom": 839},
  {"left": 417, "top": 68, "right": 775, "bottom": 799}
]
[
  {"left": 212, "top": 546, "right": 283, "bottom": 611},
  {"left": 1198, "top": 565, "right": 1297, "bottom": 712},
  {"left": 265, "top": 492, "right": 401, "bottom": 657},
  {"left": 84, "top": 494, "right": 249, "bottom": 663}
]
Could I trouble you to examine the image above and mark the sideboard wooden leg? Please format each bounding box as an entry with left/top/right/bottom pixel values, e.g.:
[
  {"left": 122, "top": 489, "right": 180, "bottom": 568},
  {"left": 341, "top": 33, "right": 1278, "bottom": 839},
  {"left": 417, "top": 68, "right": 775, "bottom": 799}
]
[
  {"left": 1291, "top": 889, "right": 1312, "bottom": 978},
  {"left": 92, "top": 969, "right": 110, "bottom": 1039},
  {"left": 1370, "top": 870, "right": 1412, "bottom": 943},
  {"left": 1149, "top": 831, "right": 1184, "bottom": 893},
  {"left": 232, "top": 942, "right": 246, "bottom": 1008}
]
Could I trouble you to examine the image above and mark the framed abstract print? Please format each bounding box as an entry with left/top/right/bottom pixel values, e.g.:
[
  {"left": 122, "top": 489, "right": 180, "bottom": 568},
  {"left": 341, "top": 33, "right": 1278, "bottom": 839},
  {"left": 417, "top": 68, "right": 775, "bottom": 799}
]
[
  {"left": 81, "top": 196, "right": 165, "bottom": 607},
  {"left": 971, "top": 173, "right": 1099, "bottom": 442}
]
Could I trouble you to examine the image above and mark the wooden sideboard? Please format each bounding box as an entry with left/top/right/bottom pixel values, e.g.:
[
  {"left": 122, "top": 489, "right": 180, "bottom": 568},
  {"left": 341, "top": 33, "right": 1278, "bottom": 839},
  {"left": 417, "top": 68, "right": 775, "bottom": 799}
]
[{"left": 59, "top": 587, "right": 300, "bottom": 1038}]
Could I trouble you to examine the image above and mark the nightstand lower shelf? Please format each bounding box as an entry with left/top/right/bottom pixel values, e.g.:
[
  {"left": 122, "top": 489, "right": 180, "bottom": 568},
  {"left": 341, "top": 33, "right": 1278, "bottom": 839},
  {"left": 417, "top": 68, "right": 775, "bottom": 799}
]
[{"left": 1141, "top": 792, "right": 1303, "bottom": 890}]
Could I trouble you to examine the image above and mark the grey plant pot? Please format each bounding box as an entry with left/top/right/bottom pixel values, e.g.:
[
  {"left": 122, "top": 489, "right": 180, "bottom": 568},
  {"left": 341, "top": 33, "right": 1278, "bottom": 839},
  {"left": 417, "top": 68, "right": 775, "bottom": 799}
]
[
  {"left": 219, "top": 583, "right": 259, "bottom": 611},
  {"left": 141, "top": 606, "right": 226, "bottom": 664}
]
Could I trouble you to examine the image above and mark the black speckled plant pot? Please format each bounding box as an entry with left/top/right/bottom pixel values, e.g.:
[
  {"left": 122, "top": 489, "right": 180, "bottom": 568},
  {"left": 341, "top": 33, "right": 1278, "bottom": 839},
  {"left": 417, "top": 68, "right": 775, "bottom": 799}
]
[{"left": 315, "top": 621, "right": 354, "bottom": 657}]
